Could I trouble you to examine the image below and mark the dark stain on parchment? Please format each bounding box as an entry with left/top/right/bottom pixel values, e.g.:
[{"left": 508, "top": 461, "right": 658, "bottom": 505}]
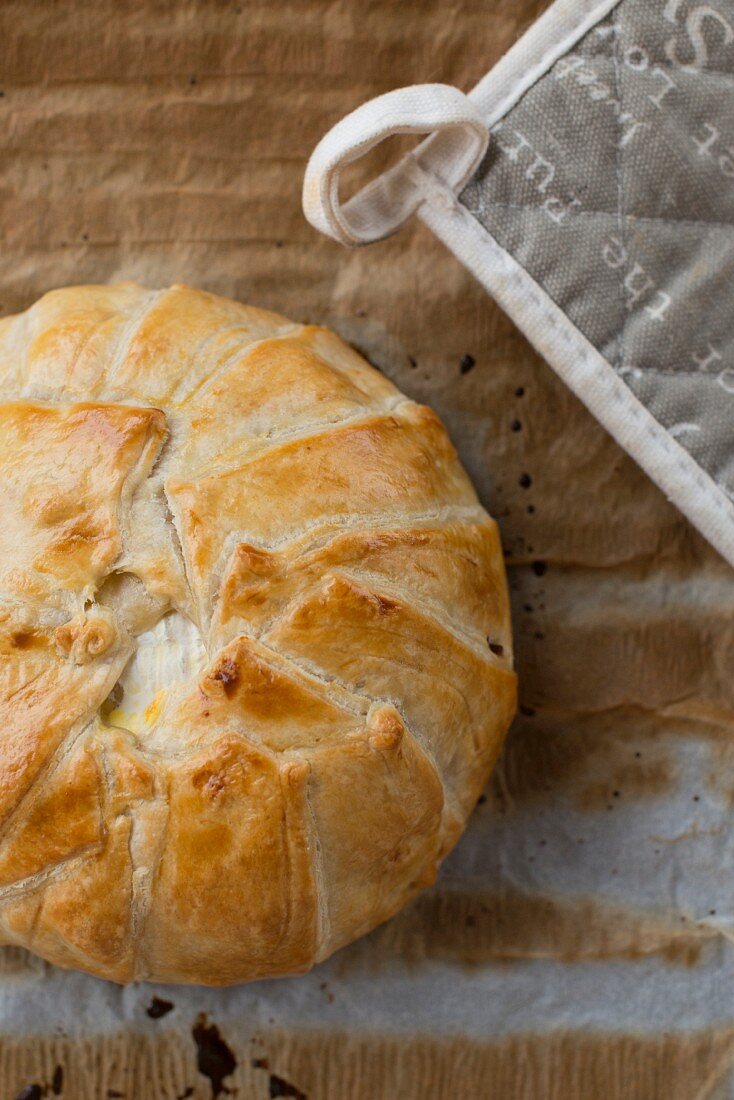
[{"left": 192, "top": 1014, "right": 237, "bottom": 1098}]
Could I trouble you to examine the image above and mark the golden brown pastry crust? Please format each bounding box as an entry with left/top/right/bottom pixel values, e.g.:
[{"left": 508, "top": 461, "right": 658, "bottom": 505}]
[{"left": 0, "top": 283, "right": 516, "bottom": 984}]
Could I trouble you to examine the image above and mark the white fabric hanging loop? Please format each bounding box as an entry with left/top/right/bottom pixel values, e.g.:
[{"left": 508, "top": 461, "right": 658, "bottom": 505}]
[{"left": 302, "top": 84, "right": 489, "bottom": 248}]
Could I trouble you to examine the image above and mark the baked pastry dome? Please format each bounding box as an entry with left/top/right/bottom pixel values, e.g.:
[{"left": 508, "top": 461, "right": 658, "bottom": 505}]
[{"left": 0, "top": 283, "right": 515, "bottom": 984}]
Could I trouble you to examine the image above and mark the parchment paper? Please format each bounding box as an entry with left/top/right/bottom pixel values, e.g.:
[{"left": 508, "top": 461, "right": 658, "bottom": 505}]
[{"left": 1, "top": 1, "right": 734, "bottom": 1097}]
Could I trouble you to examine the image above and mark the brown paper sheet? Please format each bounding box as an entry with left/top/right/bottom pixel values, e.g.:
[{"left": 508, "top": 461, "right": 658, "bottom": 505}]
[{"left": 1, "top": 1, "right": 732, "bottom": 1097}]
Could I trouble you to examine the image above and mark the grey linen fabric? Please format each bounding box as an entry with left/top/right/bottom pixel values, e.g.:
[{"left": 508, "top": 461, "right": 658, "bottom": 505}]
[{"left": 461, "top": 0, "right": 734, "bottom": 499}]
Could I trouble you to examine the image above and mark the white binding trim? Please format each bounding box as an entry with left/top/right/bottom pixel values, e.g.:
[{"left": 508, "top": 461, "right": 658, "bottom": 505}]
[{"left": 468, "top": 0, "right": 624, "bottom": 122}]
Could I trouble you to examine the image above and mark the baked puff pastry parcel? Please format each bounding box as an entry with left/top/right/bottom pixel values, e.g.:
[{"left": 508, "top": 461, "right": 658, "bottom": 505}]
[{"left": 0, "top": 284, "right": 516, "bottom": 985}]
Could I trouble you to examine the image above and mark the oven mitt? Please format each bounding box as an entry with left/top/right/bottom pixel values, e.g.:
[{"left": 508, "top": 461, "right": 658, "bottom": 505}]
[{"left": 303, "top": 0, "right": 734, "bottom": 568}]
